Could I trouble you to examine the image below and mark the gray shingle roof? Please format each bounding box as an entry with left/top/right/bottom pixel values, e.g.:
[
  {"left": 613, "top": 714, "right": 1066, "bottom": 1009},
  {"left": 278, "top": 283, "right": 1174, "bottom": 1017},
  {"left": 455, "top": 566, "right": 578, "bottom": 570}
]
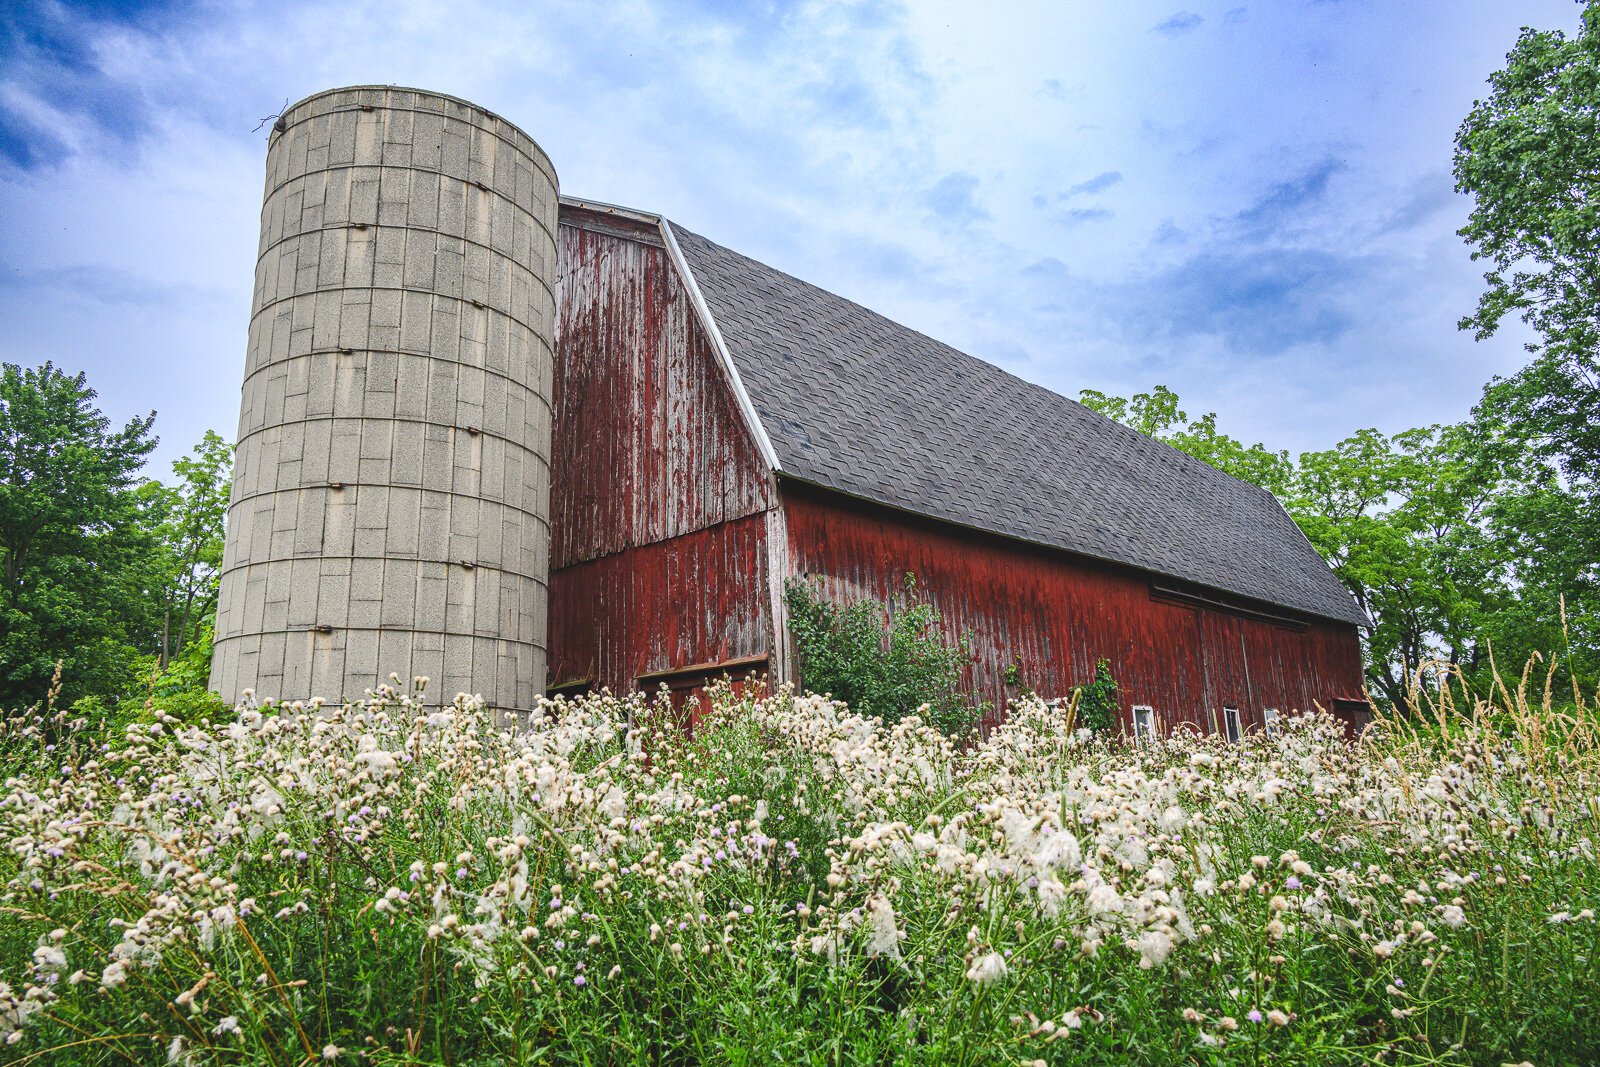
[{"left": 668, "top": 222, "right": 1367, "bottom": 628}]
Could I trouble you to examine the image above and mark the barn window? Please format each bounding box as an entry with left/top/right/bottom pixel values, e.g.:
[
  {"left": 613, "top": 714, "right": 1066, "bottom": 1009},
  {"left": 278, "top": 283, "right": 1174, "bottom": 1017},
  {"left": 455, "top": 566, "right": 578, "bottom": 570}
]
[
  {"left": 1263, "top": 707, "right": 1281, "bottom": 737},
  {"left": 1132, "top": 705, "right": 1156, "bottom": 745},
  {"left": 1223, "top": 705, "right": 1242, "bottom": 743}
]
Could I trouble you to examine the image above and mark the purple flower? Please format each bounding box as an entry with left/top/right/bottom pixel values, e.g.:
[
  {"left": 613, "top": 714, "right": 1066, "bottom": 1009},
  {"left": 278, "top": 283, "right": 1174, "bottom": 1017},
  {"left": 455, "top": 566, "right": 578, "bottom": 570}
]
[
  {"left": 573, "top": 975, "right": 586, "bottom": 987},
  {"left": 1248, "top": 1010, "right": 1263, "bottom": 1024},
  {"left": 1393, "top": 978, "right": 1404, "bottom": 988},
  {"left": 742, "top": 905, "right": 754, "bottom": 915},
  {"left": 1285, "top": 876, "right": 1302, "bottom": 890}
]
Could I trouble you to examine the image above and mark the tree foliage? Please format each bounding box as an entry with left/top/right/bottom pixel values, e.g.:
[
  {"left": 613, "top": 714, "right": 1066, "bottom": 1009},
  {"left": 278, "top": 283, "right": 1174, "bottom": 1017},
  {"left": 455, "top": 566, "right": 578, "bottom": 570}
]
[
  {"left": 137, "top": 429, "right": 232, "bottom": 670},
  {"left": 0, "top": 363, "right": 232, "bottom": 726},
  {"left": 1450, "top": 0, "right": 1600, "bottom": 699},
  {"left": 783, "top": 574, "right": 976, "bottom": 734},
  {"left": 1455, "top": 3, "right": 1600, "bottom": 489},
  {"left": 0, "top": 363, "right": 159, "bottom": 709}
]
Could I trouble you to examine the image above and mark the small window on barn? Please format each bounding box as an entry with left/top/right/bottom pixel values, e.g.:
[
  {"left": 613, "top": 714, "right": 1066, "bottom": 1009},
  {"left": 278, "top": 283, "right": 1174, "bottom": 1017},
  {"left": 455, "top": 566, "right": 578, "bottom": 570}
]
[
  {"left": 1132, "top": 705, "right": 1156, "bottom": 745},
  {"left": 1223, "top": 705, "right": 1242, "bottom": 743},
  {"left": 1263, "top": 707, "right": 1281, "bottom": 737}
]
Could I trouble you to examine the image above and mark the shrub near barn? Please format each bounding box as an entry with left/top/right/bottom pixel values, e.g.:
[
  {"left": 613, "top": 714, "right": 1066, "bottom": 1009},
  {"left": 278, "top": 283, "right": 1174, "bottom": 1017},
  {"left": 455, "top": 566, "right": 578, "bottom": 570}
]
[{"left": 0, "top": 668, "right": 1596, "bottom": 1065}]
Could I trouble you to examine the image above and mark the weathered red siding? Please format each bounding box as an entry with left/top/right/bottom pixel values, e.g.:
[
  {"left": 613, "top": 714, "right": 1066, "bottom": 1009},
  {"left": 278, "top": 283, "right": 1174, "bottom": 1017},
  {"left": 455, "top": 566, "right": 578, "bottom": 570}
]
[
  {"left": 779, "top": 482, "right": 1364, "bottom": 732},
  {"left": 547, "top": 209, "right": 774, "bottom": 692},
  {"left": 547, "top": 512, "right": 771, "bottom": 693},
  {"left": 551, "top": 213, "right": 770, "bottom": 569}
]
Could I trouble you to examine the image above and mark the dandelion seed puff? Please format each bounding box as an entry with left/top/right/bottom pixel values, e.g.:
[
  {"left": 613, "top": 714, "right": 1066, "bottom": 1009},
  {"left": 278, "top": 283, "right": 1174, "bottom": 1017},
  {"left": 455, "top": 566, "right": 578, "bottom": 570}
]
[
  {"left": 1085, "top": 883, "right": 1123, "bottom": 918},
  {"left": 1438, "top": 905, "right": 1466, "bottom": 929},
  {"left": 322, "top": 1044, "right": 342, "bottom": 1060},
  {"left": 965, "top": 951, "right": 1008, "bottom": 986},
  {"left": 31, "top": 945, "right": 65, "bottom": 973}
]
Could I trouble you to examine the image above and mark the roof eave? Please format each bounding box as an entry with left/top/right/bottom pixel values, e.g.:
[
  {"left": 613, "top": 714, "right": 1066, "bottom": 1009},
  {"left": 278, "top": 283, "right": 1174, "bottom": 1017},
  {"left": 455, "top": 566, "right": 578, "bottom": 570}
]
[
  {"left": 658, "top": 219, "right": 782, "bottom": 476},
  {"left": 556, "top": 198, "right": 782, "bottom": 477}
]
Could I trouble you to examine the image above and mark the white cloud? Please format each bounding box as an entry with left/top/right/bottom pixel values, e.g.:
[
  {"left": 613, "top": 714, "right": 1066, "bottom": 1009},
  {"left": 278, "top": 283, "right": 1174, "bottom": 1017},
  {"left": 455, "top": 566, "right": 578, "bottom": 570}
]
[{"left": 0, "top": 0, "right": 1580, "bottom": 472}]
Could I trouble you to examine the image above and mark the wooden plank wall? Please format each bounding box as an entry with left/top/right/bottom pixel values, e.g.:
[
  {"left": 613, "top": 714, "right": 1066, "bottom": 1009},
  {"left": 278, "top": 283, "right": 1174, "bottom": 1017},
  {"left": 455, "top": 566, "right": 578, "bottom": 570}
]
[
  {"left": 546, "top": 513, "right": 771, "bottom": 693},
  {"left": 547, "top": 210, "right": 774, "bottom": 691},
  {"left": 550, "top": 213, "right": 771, "bottom": 568},
  {"left": 780, "top": 481, "right": 1364, "bottom": 732}
]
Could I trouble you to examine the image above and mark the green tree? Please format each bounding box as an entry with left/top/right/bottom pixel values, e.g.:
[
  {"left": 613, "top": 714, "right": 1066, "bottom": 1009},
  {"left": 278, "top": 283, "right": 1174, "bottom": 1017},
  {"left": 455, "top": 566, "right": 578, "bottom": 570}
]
[
  {"left": 140, "top": 430, "right": 232, "bottom": 670},
  {"left": 1453, "top": 2, "right": 1600, "bottom": 693},
  {"left": 0, "top": 363, "right": 158, "bottom": 708},
  {"left": 1292, "top": 423, "right": 1513, "bottom": 706},
  {"left": 1455, "top": 3, "right": 1600, "bottom": 488}
]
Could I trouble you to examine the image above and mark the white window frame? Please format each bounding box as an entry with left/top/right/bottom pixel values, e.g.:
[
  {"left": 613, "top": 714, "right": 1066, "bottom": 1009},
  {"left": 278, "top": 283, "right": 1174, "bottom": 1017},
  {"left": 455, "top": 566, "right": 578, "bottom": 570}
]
[
  {"left": 1132, "top": 705, "right": 1156, "bottom": 745},
  {"left": 1223, "top": 705, "right": 1242, "bottom": 743},
  {"left": 1263, "top": 707, "right": 1281, "bottom": 737}
]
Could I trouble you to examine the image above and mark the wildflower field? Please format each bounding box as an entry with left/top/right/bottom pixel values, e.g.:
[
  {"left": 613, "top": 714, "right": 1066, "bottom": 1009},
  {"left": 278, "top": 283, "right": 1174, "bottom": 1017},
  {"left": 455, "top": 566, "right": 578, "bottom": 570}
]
[{"left": 1, "top": 676, "right": 1597, "bottom": 1066}]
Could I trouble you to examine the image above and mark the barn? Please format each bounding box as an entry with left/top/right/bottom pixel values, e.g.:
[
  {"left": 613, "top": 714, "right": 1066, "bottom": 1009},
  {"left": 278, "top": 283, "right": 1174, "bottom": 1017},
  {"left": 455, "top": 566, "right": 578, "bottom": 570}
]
[
  {"left": 548, "top": 197, "right": 1369, "bottom": 735},
  {"left": 211, "top": 86, "right": 1367, "bottom": 737}
]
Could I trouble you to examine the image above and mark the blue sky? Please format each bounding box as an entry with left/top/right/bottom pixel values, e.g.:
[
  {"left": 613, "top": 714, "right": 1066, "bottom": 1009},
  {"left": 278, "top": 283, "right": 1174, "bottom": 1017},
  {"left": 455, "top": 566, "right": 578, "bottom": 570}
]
[{"left": 0, "top": 0, "right": 1582, "bottom": 473}]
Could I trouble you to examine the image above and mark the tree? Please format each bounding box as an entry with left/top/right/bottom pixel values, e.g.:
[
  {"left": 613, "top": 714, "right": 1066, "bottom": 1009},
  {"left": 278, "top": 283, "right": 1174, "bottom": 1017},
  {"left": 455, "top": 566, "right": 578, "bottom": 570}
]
[
  {"left": 1455, "top": 5, "right": 1600, "bottom": 497},
  {"left": 0, "top": 363, "right": 158, "bottom": 708},
  {"left": 1292, "top": 423, "right": 1512, "bottom": 706},
  {"left": 1453, "top": 2, "right": 1600, "bottom": 696},
  {"left": 141, "top": 430, "right": 232, "bottom": 669}
]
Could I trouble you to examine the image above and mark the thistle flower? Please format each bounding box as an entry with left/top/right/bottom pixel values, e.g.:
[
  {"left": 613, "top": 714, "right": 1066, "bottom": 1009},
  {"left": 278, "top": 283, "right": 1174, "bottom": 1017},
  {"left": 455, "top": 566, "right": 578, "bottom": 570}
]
[
  {"left": 865, "top": 894, "right": 903, "bottom": 959},
  {"left": 966, "top": 951, "right": 1008, "bottom": 986}
]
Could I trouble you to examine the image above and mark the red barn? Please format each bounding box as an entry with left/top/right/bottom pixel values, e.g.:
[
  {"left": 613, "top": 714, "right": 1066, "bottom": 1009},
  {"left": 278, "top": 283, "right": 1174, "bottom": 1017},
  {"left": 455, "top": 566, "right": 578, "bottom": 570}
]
[{"left": 548, "top": 197, "right": 1368, "bottom": 735}]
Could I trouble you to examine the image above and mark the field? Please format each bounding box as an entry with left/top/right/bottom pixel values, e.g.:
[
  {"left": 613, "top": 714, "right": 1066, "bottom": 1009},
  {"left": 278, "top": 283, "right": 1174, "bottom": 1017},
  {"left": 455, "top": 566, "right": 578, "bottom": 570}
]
[{"left": 1, "top": 674, "right": 1597, "bottom": 1066}]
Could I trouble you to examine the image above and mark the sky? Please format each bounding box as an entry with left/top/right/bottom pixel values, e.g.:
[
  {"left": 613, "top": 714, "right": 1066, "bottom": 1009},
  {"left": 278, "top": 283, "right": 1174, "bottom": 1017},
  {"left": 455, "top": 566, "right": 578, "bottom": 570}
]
[{"left": 0, "top": 0, "right": 1583, "bottom": 476}]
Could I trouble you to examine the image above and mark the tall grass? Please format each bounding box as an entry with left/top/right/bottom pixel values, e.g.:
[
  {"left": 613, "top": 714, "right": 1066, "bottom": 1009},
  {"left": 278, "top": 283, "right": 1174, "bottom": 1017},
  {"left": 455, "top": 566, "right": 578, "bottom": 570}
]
[{"left": 1, "top": 672, "right": 1596, "bottom": 1065}]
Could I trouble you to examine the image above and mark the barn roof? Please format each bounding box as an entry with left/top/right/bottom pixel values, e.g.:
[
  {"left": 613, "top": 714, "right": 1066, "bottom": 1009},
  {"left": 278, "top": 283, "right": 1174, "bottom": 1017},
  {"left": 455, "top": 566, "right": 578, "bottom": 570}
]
[{"left": 559, "top": 199, "right": 1366, "bottom": 628}]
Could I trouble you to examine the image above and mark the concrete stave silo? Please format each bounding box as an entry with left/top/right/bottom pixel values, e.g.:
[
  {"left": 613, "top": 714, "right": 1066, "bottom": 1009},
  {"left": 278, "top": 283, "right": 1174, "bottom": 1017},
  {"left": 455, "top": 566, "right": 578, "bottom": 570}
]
[{"left": 210, "top": 86, "right": 557, "bottom": 710}]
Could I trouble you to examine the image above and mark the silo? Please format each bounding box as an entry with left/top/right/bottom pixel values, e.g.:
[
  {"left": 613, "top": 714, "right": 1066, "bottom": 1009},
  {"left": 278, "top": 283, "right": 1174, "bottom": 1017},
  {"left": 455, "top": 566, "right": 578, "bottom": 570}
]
[{"left": 211, "top": 86, "right": 557, "bottom": 711}]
